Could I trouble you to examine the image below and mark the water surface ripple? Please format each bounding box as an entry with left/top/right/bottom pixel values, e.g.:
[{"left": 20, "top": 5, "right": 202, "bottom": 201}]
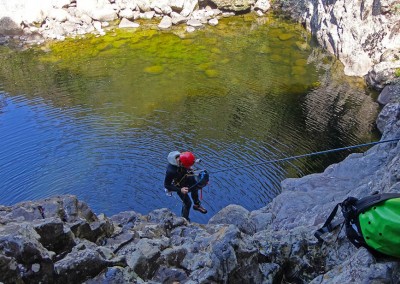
[{"left": 0, "top": 15, "right": 379, "bottom": 223}]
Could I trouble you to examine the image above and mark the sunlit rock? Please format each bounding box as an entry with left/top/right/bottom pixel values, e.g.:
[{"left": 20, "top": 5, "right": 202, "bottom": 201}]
[
  {"left": 282, "top": 0, "right": 400, "bottom": 78},
  {"left": 254, "top": 0, "right": 270, "bottom": 12},
  {"left": 209, "top": 0, "right": 255, "bottom": 12},
  {"left": 186, "top": 19, "right": 202, "bottom": 27},
  {"left": 158, "top": 16, "right": 173, "bottom": 29},
  {"left": 115, "top": 0, "right": 137, "bottom": 10},
  {"left": 119, "top": 8, "right": 136, "bottom": 20},
  {"left": 119, "top": 17, "right": 140, "bottom": 28},
  {"left": 48, "top": 8, "right": 70, "bottom": 22},
  {"left": 180, "top": 0, "right": 198, "bottom": 17},
  {"left": 136, "top": 0, "right": 152, "bottom": 12},
  {"left": 171, "top": 12, "right": 187, "bottom": 25},
  {"left": 208, "top": 18, "right": 218, "bottom": 26}
]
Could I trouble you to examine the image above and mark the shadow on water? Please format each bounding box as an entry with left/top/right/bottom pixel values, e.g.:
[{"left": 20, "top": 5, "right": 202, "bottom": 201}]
[{"left": 0, "top": 14, "right": 380, "bottom": 223}]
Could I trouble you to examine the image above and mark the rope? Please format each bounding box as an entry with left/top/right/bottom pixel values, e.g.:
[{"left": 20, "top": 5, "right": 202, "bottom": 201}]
[{"left": 210, "top": 138, "right": 400, "bottom": 174}]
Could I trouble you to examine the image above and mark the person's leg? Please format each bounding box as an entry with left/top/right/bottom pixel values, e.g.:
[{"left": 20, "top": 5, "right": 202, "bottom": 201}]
[
  {"left": 183, "top": 175, "right": 207, "bottom": 214},
  {"left": 191, "top": 189, "right": 207, "bottom": 214},
  {"left": 177, "top": 190, "right": 192, "bottom": 220}
]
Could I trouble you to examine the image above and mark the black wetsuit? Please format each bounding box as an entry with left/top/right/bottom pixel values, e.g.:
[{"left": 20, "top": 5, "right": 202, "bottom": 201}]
[{"left": 164, "top": 163, "right": 200, "bottom": 220}]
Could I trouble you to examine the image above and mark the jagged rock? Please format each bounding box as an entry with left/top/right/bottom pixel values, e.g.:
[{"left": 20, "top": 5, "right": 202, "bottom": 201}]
[
  {"left": 0, "top": 223, "right": 55, "bottom": 283},
  {"left": 32, "top": 217, "right": 76, "bottom": 255},
  {"left": 274, "top": 0, "right": 400, "bottom": 81},
  {"left": 136, "top": 0, "right": 152, "bottom": 12},
  {"left": 171, "top": 11, "right": 187, "bottom": 24},
  {"left": 365, "top": 60, "right": 400, "bottom": 90},
  {"left": 169, "top": 0, "right": 185, "bottom": 11},
  {"left": 54, "top": 246, "right": 120, "bottom": 283},
  {"left": 376, "top": 103, "right": 400, "bottom": 134},
  {"left": 378, "top": 84, "right": 400, "bottom": 106},
  {"left": 180, "top": 0, "right": 198, "bottom": 17},
  {"left": 153, "top": 266, "right": 188, "bottom": 283},
  {"left": 309, "top": 248, "right": 400, "bottom": 283},
  {"left": 208, "top": 204, "right": 256, "bottom": 235}
]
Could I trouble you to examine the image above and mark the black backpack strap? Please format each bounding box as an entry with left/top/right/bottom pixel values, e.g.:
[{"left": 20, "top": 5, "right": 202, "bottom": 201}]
[
  {"left": 354, "top": 193, "right": 400, "bottom": 215},
  {"left": 315, "top": 203, "right": 344, "bottom": 242}
]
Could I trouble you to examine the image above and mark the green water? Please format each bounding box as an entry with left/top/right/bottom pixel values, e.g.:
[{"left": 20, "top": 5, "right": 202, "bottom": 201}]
[{"left": 0, "top": 14, "right": 380, "bottom": 222}]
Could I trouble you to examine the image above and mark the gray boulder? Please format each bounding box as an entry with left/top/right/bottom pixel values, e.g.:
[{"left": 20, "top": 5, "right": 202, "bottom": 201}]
[{"left": 209, "top": 0, "right": 255, "bottom": 11}]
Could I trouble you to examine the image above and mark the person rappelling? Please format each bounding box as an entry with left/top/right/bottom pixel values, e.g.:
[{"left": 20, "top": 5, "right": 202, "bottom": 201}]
[{"left": 164, "top": 151, "right": 208, "bottom": 222}]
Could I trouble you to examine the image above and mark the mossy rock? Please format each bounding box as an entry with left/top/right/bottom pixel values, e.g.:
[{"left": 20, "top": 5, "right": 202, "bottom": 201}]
[
  {"left": 278, "top": 34, "right": 294, "bottom": 41},
  {"left": 294, "top": 59, "right": 308, "bottom": 66},
  {"left": 270, "top": 54, "right": 283, "bottom": 62},
  {"left": 291, "top": 66, "right": 306, "bottom": 75},
  {"left": 205, "top": 69, "right": 219, "bottom": 77},
  {"left": 144, "top": 65, "right": 164, "bottom": 74},
  {"left": 295, "top": 41, "right": 310, "bottom": 51},
  {"left": 197, "top": 62, "right": 214, "bottom": 71},
  {"left": 211, "top": 47, "right": 222, "bottom": 54},
  {"left": 220, "top": 58, "right": 230, "bottom": 64},
  {"left": 257, "top": 46, "right": 272, "bottom": 54}
]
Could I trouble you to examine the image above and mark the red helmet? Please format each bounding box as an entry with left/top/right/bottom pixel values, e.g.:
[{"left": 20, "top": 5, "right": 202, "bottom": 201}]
[{"left": 179, "top": 152, "right": 195, "bottom": 168}]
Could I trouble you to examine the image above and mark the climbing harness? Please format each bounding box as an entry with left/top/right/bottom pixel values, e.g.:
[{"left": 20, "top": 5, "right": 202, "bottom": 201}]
[
  {"left": 315, "top": 192, "right": 400, "bottom": 258},
  {"left": 167, "top": 169, "right": 210, "bottom": 199},
  {"left": 210, "top": 138, "right": 400, "bottom": 174}
]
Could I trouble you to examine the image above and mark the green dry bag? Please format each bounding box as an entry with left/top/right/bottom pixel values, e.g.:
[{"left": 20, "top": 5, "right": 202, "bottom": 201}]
[{"left": 315, "top": 192, "right": 400, "bottom": 258}]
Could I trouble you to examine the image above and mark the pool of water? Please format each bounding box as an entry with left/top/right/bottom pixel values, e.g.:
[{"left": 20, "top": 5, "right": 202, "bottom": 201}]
[{"left": 0, "top": 14, "right": 380, "bottom": 223}]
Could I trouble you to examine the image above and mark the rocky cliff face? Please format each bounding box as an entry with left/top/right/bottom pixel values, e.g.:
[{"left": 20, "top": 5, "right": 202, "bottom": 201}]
[
  {"left": 274, "top": 0, "right": 400, "bottom": 89},
  {"left": 0, "top": 89, "right": 399, "bottom": 283}
]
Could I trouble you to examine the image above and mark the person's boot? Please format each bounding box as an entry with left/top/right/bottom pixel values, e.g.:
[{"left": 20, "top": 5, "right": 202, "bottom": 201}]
[{"left": 193, "top": 204, "right": 207, "bottom": 214}]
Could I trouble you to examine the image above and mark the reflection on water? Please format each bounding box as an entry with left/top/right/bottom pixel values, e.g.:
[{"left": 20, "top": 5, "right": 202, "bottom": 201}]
[{"left": 0, "top": 14, "right": 380, "bottom": 223}]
